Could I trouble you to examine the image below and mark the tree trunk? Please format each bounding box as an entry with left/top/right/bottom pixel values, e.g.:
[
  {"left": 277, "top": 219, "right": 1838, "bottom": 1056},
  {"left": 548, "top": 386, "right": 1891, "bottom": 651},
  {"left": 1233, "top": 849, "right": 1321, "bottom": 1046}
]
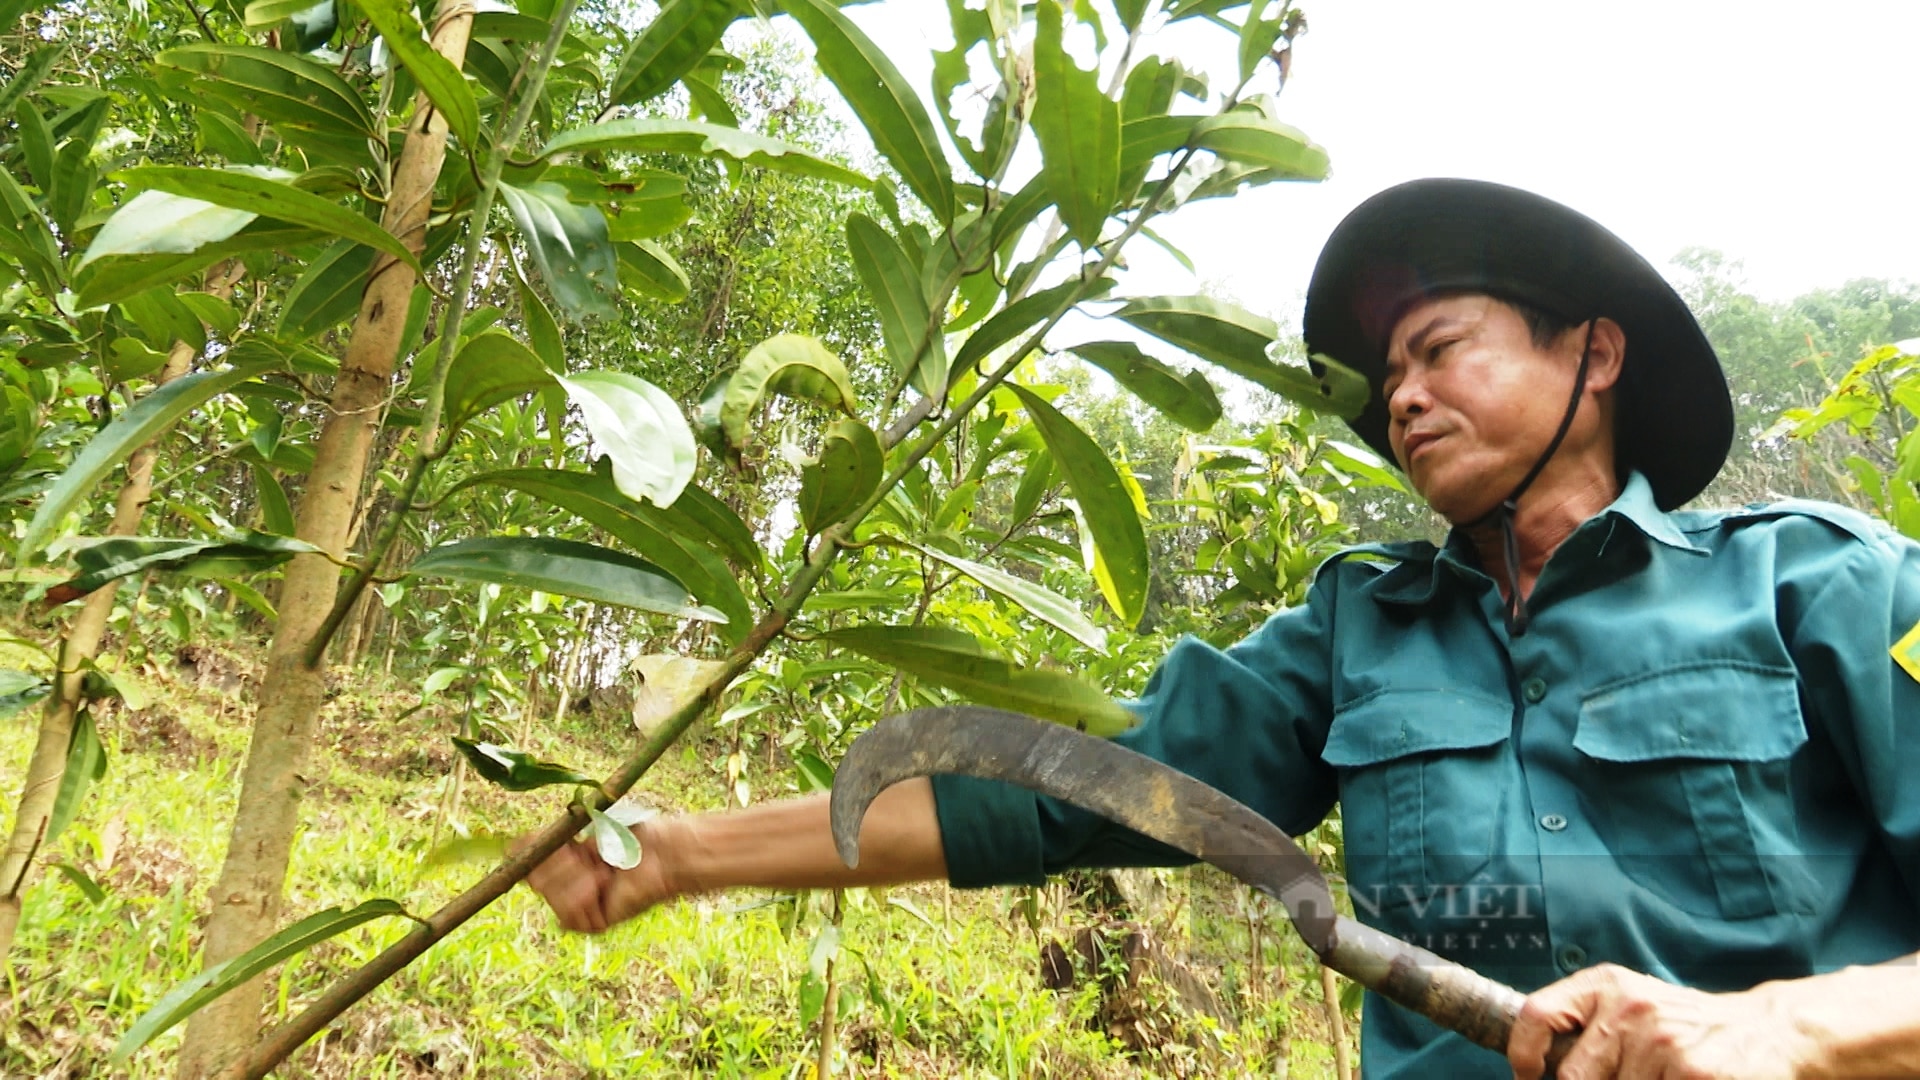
[
  {"left": 175, "top": 9, "right": 475, "bottom": 1076},
  {"left": 0, "top": 339, "right": 198, "bottom": 961}
]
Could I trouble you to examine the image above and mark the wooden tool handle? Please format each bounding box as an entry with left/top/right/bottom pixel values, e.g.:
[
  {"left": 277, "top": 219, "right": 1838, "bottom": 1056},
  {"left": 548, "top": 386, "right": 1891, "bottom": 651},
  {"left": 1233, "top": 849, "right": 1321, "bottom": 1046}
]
[{"left": 1321, "top": 915, "right": 1580, "bottom": 1075}]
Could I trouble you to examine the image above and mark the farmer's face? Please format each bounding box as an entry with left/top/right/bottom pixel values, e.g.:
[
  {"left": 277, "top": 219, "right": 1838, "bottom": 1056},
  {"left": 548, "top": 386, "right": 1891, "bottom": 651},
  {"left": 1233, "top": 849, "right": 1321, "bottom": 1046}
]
[{"left": 1382, "top": 295, "right": 1594, "bottom": 523}]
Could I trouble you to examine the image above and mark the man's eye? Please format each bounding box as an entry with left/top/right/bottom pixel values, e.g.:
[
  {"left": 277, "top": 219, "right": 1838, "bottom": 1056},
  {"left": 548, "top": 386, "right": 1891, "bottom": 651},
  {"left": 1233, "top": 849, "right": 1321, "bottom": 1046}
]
[{"left": 1427, "top": 339, "right": 1455, "bottom": 362}]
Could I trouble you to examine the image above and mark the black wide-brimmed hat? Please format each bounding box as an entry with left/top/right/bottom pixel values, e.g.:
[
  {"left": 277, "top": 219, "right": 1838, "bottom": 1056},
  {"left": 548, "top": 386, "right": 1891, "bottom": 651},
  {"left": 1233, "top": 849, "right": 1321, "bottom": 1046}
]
[{"left": 1302, "top": 178, "right": 1731, "bottom": 510}]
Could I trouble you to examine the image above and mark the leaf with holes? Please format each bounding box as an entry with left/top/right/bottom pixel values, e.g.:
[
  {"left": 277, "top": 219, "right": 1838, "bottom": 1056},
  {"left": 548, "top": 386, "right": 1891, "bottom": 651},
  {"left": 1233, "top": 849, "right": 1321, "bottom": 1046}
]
[{"left": 1031, "top": 0, "right": 1120, "bottom": 249}]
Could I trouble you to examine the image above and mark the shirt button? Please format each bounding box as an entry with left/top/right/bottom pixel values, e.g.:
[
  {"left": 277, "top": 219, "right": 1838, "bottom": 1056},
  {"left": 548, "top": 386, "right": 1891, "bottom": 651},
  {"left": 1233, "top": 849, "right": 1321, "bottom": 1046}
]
[
  {"left": 1521, "top": 678, "right": 1548, "bottom": 704},
  {"left": 1556, "top": 943, "right": 1588, "bottom": 973},
  {"left": 1539, "top": 813, "right": 1568, "bottom": 832}
]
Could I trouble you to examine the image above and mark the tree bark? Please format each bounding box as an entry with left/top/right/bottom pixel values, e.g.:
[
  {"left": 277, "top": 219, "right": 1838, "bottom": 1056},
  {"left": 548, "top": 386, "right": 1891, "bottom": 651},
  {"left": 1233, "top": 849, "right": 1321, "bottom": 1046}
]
[
  {"left": 0, "top": 338, "right": 198, "bottom": 961},
  {"left": 174, "top": 9, "right": 475, "bottom": 1076}
]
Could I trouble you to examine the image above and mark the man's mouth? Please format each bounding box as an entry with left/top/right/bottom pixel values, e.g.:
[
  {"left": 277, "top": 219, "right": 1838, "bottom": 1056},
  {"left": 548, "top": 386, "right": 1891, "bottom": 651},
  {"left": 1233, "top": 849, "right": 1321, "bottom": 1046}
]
[{"left": 1401, "top": 430, "right": 1443, "bottom": 461}]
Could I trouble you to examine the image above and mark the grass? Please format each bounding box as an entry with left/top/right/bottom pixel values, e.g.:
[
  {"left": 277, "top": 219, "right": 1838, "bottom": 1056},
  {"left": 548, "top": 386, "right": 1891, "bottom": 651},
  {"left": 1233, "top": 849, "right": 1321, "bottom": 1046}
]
[{"left": 0, "top": 639, "right": 1360, "bottom": 1077}]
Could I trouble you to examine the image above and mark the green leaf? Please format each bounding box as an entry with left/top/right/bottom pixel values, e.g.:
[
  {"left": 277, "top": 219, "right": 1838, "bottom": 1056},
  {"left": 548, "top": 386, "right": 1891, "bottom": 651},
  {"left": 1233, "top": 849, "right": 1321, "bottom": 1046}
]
[
  {"left": 609, "top": 0, "right": 739, "bottom": 106},
  {"left": 454, "top": 467, "right": 753, "bottom": 637},
  {"left": 21, "top": 366, "right": 266, "bottom": 561},
  {"left": 783, "top": 0, "right": 952, "bottom": 220},
  {"left": 1008, "top": 384, "right": 1149, "bottom": 627},
  {"left": 793, "top": 749, "right": 833, "bottom": 793},
  {"left": 1192, "top": 103, "right": 1328, "bottom": 181},
  {"left": 246, "top": 462, "right": 296, "bottom": 536},
  {"left": 110, "top": 900, "right": 407, "bottom": 1065},
  {"left": 1012, "top": 448, "right": 1054, "bottom": 522},
  {"left": 406, "top": 536, "right": 724, "bottom": 622},
  {"left": 48, "top": 532, "right": 323, "bottom": 603},
  {"left": 0, "top": 45, "right": 62, "bottom": 126},
  {"left": 1113, "top": 295, "right": 1367, "bottom": 417},
  {"left": 720, "top": 333, "right": 858, "bottom": 453},
  {"left": 443, "top": 331, "right": 559, "bottom": 433},
  {"left": 277, "top": 238, "right": 373, "bottom": 340},
  {"left": 823, "top": 625, "right": 1133, "bottom": 735},
  {"left": 557, "top": 370, "right": 696, "bottom": 506},
  {"left": 154, "top": 45, "right": 377, "bottom": 169},
  {"left": 74, "top": 219, "right": 324, "bottom": 308},
  {"left": 448, "top": 738, "right": 591, "bottom": 790},
  {"left": 45, "top": 708, "right": 106, "bottom": 846},
  {"left": 0, "top": 670, "right": 50, "bottom": 719},
  {"left": 50, "top": 860, "right": 107, "bottom": 905},
  {"left": 616, "top": 239, "right": 690, "bottom": 302},
  {"left": 588, "top": 806, "right": 641, "bottom": 870},
  {"left": 845, "top": 212, "right": 943, "bottom": 393},
  {"left": 1070, "top": 340, "right": 1221, "bottom": 431},
  {"left": 77, "top": 189, "right": 256, "bottom": 271},
  {"left": 350, "top": 0, "right": 480, "bottom": 148},
  {"left": 800, "top": 417, "right": 881, "bottom": 534},
  {"left": 907, "top": 540, "right": 1105, "bottom": 651},
  {"left": 114, "top": 166, "right": 420, "bottom": 275},
  {"left": 419, "top": 832, "right": 509, "bottom": 872},
  {"left": 952, "top": 277, "right": 1111, "bottom": 380},
  {"left": 541, "top": 118, "right": 869, "bottom": 191},
  {"left": 514, "top": 269, "right": 566, "bottom": 372},
  {"left": 499, "top": 181, "right": 619, "bottom": 320},
  {"left": 1031, "top": 0, "right": 1120, "bottom": 250}
]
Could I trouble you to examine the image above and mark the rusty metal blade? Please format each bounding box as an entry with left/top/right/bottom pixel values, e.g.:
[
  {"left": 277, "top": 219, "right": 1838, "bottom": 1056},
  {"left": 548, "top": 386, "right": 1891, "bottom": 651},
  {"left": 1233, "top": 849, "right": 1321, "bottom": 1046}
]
[{"left": 830, "top": 705, "right": 1336, "bottom": 954}]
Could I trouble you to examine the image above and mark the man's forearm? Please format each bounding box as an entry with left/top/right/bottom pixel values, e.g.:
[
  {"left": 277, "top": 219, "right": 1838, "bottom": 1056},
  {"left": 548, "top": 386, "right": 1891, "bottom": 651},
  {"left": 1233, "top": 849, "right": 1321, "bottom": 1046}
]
[
  {"left": 1775, "top": 951, "right": 1920, "bottom": 1079},
  {"left": 659, "top": 777, "right": 948, "bottom": 898}
]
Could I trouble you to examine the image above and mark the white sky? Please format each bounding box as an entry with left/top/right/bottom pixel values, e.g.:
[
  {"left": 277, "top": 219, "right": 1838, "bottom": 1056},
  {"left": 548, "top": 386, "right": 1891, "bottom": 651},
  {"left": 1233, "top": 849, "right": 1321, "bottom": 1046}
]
[{"left": 835, "top": 0, "right": 1920, "bottom": 315}]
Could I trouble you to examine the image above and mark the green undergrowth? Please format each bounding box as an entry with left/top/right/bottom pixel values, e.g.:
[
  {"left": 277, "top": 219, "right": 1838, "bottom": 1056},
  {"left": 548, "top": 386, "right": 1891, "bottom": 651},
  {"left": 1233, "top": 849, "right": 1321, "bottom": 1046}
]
[{"left": 0, "top": 641, "right": 1359, "bottom": 1077}]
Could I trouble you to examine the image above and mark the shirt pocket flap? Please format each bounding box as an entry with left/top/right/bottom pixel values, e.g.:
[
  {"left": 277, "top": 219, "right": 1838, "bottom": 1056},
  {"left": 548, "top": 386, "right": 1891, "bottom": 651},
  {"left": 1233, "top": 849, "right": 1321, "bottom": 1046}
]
[
  {"left": 1323, "top": 690, "right": 1513, "bottom": 767},
  {"left": 1574, "top": 663, "right": 1807, "bottom": 763}
]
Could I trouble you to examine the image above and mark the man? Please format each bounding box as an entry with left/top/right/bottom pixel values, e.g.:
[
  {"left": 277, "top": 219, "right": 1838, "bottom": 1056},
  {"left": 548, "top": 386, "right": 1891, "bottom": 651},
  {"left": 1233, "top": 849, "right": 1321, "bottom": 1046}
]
[{"left": 525, "top": 180, "right": 1920, "bottom": 1077}]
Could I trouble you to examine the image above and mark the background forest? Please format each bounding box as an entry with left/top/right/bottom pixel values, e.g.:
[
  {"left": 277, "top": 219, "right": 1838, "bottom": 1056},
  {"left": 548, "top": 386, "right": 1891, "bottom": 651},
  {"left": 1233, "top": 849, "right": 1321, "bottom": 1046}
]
[{"left": 0, "top": 0, "right": 1915, "bottom": 1076}]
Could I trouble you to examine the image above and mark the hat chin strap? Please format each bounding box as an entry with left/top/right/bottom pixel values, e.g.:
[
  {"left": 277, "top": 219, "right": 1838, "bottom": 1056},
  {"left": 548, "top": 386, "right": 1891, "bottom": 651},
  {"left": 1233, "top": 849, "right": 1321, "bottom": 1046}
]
[{"left": 1470, "top": 320, "right": 1597, "bottom": 637}]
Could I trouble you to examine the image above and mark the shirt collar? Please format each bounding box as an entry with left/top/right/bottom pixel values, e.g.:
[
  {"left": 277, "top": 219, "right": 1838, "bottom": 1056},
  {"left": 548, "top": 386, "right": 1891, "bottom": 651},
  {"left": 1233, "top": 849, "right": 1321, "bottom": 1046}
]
[{"left": 1365, "top": 473, "right": 1703, "bottom": 609}]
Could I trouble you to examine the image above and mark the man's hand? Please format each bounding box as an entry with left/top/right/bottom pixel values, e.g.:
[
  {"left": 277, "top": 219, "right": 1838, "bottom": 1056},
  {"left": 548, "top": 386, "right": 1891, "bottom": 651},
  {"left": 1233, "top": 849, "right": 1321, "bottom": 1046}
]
[
  {"left": 1507, "top": 964, "right": 1823, "bottom": 1080},
  {"left": 520, "top": 820, "right": 677, "bottom": 934}
]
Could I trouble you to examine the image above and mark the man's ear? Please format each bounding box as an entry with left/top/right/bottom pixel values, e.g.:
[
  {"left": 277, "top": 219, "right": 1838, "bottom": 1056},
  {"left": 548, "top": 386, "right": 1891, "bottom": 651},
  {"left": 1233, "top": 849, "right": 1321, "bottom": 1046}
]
[{"left": 1583, "top": 317, "right": 1627, "bottom": 394}]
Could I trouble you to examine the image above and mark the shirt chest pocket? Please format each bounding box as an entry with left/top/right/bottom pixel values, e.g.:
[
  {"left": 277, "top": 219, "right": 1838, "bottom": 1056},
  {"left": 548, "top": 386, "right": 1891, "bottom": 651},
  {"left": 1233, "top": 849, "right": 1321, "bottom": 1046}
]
[
  {"left": 1575, "top": 663, "right": 1817, "bottom": 920},
  {"left": 1323, "top": 691, "right": 1516, "bottom": 908}
]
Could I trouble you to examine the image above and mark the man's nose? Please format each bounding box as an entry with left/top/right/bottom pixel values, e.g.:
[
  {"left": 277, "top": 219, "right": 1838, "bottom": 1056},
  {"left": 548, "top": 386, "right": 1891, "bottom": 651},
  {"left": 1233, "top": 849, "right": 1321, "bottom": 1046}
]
[{"left": 1387, "top": 373, "right": 1429, "bottom": 420}]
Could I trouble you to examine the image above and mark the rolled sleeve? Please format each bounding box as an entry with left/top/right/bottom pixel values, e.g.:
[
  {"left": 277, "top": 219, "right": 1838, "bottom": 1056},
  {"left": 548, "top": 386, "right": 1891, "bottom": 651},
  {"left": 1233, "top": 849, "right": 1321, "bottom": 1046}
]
[{"left": 933, "top": 576, "right": 1342, "bottom": 889}]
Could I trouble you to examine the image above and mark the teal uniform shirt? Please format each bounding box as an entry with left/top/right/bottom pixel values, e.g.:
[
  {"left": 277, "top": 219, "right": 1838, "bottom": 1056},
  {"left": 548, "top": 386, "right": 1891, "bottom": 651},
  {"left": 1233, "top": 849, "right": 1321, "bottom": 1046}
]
[{"left": 930, "top": 473, "right": 1920, "bottom": 1077}]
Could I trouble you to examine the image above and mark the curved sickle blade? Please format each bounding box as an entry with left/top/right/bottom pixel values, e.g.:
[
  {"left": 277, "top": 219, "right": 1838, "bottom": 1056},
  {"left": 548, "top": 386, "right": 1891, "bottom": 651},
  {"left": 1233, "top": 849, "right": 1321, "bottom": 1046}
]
[{"left": 831, "top": 705, "right": 1336, "bottom": 954}]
